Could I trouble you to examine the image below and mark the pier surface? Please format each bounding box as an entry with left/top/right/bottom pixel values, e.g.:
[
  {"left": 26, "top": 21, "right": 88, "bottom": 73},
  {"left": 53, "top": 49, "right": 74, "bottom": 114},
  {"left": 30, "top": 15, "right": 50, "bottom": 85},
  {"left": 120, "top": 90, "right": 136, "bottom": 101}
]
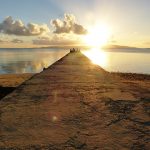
[{"left": 0, "top": 52, "right": 150, "bottom": 149}]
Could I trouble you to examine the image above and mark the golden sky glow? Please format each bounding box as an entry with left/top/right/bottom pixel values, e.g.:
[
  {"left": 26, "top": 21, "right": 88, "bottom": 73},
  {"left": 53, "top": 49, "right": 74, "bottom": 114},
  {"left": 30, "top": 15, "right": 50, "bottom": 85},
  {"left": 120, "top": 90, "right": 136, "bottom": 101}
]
[{"left": 0, "top": 0, "right": 150, "bottom": 48}]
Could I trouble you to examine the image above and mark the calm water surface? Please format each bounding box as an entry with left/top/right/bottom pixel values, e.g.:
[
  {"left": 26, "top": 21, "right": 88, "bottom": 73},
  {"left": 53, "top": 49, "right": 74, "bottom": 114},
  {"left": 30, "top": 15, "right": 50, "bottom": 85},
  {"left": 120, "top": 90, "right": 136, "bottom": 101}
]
[
  {"left": 0, "top": 48, "right": 150, "bottom": 74},
  {"left": 0, "top": 48, "right": 68, "bottom": 74},
  {"left": 83, "top": 48, "right": 150, "bottom": 74}
]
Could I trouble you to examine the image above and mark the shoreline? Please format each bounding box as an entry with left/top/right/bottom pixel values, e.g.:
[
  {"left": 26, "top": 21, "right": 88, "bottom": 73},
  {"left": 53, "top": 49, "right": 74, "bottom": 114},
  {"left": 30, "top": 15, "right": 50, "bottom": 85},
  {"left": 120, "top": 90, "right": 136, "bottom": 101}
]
[
  {"left": 111, "top": 72, "right": 150, "bottom": 80},
  {"left": 0, "top": 73, "right": 34, "bottom": 100}
]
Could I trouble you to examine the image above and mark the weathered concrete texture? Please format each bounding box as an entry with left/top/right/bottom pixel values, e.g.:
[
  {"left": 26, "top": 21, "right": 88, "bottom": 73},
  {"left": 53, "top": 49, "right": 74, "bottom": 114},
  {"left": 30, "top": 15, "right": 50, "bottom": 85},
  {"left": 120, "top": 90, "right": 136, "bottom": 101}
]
[{"left": 0, "top": 52, "right": 150, "bottom": 150}]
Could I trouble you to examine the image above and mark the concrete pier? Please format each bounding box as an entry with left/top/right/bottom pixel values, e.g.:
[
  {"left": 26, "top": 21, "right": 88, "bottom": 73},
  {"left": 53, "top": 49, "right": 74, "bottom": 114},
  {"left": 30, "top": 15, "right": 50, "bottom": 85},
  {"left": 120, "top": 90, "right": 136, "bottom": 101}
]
[{"left": 0, "top": 52, "right": 149, "bottom": 149}]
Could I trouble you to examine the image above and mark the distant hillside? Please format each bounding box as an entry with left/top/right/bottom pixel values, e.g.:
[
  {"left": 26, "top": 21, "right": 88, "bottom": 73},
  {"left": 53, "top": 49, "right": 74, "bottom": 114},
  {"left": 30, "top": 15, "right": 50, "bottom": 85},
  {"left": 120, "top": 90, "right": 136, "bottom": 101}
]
[
  {"left": 102, "top": 45, "right": 137, "bottom": 49},
  {"left": 102, "top": 45, "right": 150, "bottom": 52},
  {"left": 33, "top": 44, "right": 150, "bottom": 52}
]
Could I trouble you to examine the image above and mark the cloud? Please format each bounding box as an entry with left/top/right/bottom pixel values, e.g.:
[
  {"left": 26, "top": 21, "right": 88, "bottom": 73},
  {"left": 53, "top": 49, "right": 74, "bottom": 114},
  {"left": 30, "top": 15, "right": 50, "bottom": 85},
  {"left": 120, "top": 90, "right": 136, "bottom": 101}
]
[
  {"left": 11, "top": 39, "right": 24, "bottom": 43},
  {"left": 0, "top": 38, "right": 23, "bottom": 44},
  {"left": 0, "top": 16, "right": 50, "bottom": 36},
  {"left": 51, "top": 14, "right": 87, "bottom": 35},
  {"left": 0, "top": 39, "right": 9, "bottom": 43},
  {"left": 0, "top": 39, "right": 5, "bottom": 43},
  {"left": 33, "top": 35, "right": 80, "bottom": 46},
  {"left": 109, "top": 40, "right": 117, "bottom": 43}
]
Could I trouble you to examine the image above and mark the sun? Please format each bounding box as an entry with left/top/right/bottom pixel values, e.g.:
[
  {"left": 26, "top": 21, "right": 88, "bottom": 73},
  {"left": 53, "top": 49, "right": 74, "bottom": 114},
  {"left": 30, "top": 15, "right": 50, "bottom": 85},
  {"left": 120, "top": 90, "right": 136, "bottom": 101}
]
[{"left": 83, "top": 23, "right": 111, "bottom": 47}]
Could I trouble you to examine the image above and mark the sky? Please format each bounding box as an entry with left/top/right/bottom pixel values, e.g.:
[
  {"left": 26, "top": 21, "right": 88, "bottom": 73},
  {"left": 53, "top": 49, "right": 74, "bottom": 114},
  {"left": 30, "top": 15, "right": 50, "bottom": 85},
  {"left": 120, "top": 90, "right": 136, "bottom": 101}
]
[{"left": 0, "top": 0, "right": 150, "bottom": 48}]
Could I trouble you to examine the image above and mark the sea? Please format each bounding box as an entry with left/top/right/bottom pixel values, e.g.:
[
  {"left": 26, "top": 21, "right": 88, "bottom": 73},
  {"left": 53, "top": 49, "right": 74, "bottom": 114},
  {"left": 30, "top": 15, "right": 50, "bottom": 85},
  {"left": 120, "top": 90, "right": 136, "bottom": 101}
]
[{"left": 0, "top": 48, "right": 150, "bottom": 74}]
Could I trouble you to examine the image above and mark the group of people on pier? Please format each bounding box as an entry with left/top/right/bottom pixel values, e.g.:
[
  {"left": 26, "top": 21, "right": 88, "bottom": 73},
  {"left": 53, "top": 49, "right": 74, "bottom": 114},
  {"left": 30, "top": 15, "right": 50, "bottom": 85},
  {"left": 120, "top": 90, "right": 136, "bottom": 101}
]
[{"left": 70, "top": 48, "right": 80, "bottom": 53}]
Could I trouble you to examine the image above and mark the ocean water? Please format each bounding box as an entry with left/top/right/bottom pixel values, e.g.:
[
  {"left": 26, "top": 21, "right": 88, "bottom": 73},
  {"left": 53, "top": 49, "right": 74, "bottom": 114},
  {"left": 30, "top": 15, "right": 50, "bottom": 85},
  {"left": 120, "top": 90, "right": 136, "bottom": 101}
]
[
  {"left": 0, "top": 48, "right": 150, "bottom": 74},
  {"left": 0, "top": 48, "right": 68, "bottom": 74},
  {"left": 82, "top": 48, "right": 150, "bottom": 74}
]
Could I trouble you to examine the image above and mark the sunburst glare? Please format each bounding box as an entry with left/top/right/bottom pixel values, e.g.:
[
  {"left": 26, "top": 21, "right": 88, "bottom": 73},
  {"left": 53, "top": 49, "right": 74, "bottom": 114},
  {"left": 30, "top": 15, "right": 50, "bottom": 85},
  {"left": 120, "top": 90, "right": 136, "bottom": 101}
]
[{"left": 83, "top": 23, "right": 111, "bottom": 48}]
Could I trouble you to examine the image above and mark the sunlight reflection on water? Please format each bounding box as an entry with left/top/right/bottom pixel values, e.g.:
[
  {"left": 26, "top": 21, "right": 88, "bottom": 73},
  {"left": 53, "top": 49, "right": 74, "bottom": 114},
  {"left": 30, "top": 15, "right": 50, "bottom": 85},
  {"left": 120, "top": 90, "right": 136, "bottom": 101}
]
[
  {"left": 82, "top": 48, "right": 108, "bottom": 67},
  {"left": 82, "top": 48, "right": 150, "bottom": 74}
]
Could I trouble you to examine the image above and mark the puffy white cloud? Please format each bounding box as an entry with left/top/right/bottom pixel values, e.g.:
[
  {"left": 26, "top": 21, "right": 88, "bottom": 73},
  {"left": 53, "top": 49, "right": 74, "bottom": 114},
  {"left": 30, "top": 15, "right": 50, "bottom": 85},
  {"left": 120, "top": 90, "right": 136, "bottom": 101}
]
[
  {"left": 0, "top": 16, "right": 50, "bottom": 36},
  {"left": 51, "top": 14, "right": 87, "bottom": 35}
]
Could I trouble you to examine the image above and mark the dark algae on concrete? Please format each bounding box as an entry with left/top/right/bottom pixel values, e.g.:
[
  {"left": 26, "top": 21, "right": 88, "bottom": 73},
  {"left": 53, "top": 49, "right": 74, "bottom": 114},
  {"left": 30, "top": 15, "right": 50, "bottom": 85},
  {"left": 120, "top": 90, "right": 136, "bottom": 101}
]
[{"left": 0, "top": 51, "right": 150, "bottom": 149}]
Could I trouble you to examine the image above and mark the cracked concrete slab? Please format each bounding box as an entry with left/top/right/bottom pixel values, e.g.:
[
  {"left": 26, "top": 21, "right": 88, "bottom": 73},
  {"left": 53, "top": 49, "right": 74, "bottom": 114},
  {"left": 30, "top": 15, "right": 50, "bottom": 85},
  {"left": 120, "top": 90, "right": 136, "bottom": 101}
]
[{"left": 0, "top": 52, "right": 150, "bottom": 149}]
